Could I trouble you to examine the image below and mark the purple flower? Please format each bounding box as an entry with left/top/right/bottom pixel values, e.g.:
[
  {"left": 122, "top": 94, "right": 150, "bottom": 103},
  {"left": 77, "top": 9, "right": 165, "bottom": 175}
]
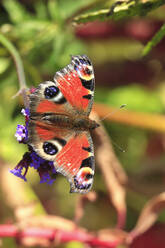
[
  {"left": 37, "top": 156, "right": 56, "bottom": 184},
  {"left": 11, "top": 107, "right": 57, "bottom": 185},
  {"left": 29, "top": 151, "right": 54, "bottom": 170},
  {"left": 15, "top": 124, "right": 27, "bottom": 142},
  {"left": 10, "top": 150, "right": 57, "bottom": 185},
  {"left": 29, "top": 151, "right": 43, "bottom": 169},
  {"left": 15, "top": 108, "right": 30, "bottom": 143},
  {"left": 39, "top": 172, "right": 56, "bottom": 185},
  {"left": 21, "top": 108, "right": 30, "bottom": 118},
  {"left": 9, "top": 152, "right": 30, "bottom": 181},
  {"left": 10, "top": 167, "right": 27, "bottom": 181}
]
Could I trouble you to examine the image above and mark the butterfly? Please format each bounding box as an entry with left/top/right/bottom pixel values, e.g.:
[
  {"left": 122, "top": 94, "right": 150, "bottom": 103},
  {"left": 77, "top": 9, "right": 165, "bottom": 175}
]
[{"left": 28, "top": 55, "right": 99, "bottom": 194}]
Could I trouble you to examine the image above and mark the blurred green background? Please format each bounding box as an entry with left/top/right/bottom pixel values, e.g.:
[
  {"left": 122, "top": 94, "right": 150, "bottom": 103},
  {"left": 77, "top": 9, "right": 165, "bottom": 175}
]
[{"left": 0, "top": 0, "right": 165, "bottom": 247}]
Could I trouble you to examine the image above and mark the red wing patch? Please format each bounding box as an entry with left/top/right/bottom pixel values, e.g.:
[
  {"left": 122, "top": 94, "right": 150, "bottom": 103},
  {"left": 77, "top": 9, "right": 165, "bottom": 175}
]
[
  {"left": 29, "top": 55, "right": 94, "bottom": 117},
  {"left": 55, "top": 132, "right": 94, "bottom": 193},
  {"left": 55, "top": 133, "right": 90, "bottom": 175},
  {"left": 55, "top": 55, "right": 95, "bottom": 115},
  {"left": 35, "top": 121, "right": 68, "bottom": 141},
  {"left": 57, "top": 71, "right": 89, "bottom": 112},
  {"left": 36, "top": 100, "right": 68, "bottom": 115}
]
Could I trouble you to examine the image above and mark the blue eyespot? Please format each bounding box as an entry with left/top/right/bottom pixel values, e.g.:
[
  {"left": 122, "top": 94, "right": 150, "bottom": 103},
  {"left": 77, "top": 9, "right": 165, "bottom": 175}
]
[
  {"left": 43, "top": 142, "right": 58, "bottom": 155},
  {"left": 79, "top": 59, "right": 86, "bottom": 65},
  {"left": 44, "top": 86, "right": 59, "bottom": 99},
  {"left": 74, "top": 65, "right": 79, "bottom": 71}
]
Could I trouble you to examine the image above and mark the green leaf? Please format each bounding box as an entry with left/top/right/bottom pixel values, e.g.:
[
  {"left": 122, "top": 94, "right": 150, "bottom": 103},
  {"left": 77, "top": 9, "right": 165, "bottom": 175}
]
[
  {"left": 73, "top": 0, "right": 165, "bottom": 24},
  {"left": 142, "top": 23, "right": 165, "bottom": 56},
  {"left": 45, "top": 31, "right": 86, "bottom": 73},
  {"left": 2, "top": 238, "right": 17, "bottom": 248},
  {"left": 12, "top": 20, "right": 55, "bottom": 41},
  {"left": 34, "top": 0, "right": 49, "bottom": 20},
  {"left": 65, "top": 241, "right": 84, "bottom": 248},
  {"left": 3, "top": 0, "right": 32, "bottom": 24},
  {"left": 58, "top": 0, "right": 95, "bottom": 20},
  {"left": 48, "top": 0, "right": 62, "bottom": 22}
]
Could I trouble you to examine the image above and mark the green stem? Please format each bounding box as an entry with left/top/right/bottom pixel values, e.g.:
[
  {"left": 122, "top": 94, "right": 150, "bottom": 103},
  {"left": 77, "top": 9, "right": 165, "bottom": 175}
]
[
  {"left": 73, "top": 0, "right": 165, "bottom": 24},
  {"left": 142, "top": 23, "right": 165, "bottom": 56},
  {"left": 0, "top": 33, "right": 29, "bottom": 107}
]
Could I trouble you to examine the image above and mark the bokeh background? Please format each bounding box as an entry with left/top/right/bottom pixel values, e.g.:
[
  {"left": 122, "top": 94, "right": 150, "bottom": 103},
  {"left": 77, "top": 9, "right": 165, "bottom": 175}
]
[{"left": 0, "top": 0, "right": 165, "bottom": 247}]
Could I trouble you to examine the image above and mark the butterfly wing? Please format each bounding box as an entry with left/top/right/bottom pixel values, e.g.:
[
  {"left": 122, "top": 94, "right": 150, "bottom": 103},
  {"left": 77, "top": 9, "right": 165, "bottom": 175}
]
[
  {"left": 55, "top": 131, "right": 94, "bottom": 193},
  {"left": 28, "top": 120, "right": 94, "bottom": 193},
  {"left": 29, "top": 55, "right": 95, "bottom": 118},
  {"left": 28, "top": 55, "right": 95, "bottom": 193},
  {"left": 54, "top": 54, "right": 95, "bottom": 115}
]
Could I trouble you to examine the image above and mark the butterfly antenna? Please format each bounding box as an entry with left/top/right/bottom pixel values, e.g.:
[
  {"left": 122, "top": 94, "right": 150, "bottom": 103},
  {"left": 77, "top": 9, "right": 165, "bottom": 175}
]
[
  {"left": 100, "top": 104, "right": 126, "bottom": 121},
  {"left": 111, "top": 139, "right": 126, "bottom": 153},
  {"left": 100, "top": 104, "right": 126, "bottom": 153}
]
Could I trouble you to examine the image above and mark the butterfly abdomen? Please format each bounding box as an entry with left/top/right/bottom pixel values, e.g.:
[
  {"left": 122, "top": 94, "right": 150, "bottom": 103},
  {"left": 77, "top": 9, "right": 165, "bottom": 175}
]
[{"left": 34, "top": 113, "right": 99, "bottom": 131}]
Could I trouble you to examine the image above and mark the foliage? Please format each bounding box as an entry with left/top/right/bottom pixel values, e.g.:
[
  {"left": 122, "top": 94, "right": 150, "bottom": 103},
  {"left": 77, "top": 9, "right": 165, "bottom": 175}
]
[
  {"left": 143, "top": 23, "right": 165, "bottom": 56},
  {"left": 73, "top": 0, "right": 165, "bottom": 23}
]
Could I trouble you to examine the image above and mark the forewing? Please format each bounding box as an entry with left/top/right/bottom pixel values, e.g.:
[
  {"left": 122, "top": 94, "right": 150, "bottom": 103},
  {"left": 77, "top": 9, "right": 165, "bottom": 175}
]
[
  {"left": 54, "top": 55, "right": 95, "bottom": 115},
  {"left": 29, "top": 55, "right": 94, "bottom": 119},
  {"left": 29, "top": 80, "right": 75, "bottom": 118}
]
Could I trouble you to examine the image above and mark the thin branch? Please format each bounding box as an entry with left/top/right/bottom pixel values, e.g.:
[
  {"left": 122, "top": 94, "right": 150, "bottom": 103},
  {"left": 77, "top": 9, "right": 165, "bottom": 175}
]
[
  {"left": 74, "top": 192, "right": 97, "bottom": 225},
  {"left": 127, "top": 192, "right": 165, "bottom": 244},
  {"left": 0, "top": 33, "right": 29, "bottom": 107},
  {"left": 91, "top": 112, "right": 127, "bottom": 229},
  {"left": 0, "top": 224, "right": 120, "bottom": 248}
]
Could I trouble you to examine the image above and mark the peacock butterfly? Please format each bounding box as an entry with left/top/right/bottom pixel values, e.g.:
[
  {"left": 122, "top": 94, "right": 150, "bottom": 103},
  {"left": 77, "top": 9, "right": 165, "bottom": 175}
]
[{"left": 28, "top": 55, "right": 99, "bottom": 193}]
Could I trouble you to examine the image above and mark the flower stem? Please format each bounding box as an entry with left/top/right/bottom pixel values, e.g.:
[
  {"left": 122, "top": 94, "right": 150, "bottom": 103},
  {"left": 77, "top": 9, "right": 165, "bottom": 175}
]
[{"left": 0, "top": 33, "right": 29, "bottom": 107}]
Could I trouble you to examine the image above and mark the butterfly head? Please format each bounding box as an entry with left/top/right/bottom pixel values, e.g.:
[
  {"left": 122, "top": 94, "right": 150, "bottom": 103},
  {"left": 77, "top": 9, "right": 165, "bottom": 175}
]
[
  {"left": 70, "top": 167, "right": 94, "bottom": 194},
  {"left": 73, "top": 118, "right": 99, "bottom": 131},
  {"left": 90, "top": 120, "right": 100, "bottom": 130}
]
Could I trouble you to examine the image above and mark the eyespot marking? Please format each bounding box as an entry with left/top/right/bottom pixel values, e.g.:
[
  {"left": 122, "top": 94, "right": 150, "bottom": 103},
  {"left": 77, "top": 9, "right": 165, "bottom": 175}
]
[
  {"left": 73, "top": 167, "right": 93, "bottom": 190},
  {"left": 84, "top": 67, "right": 92, "bottom": 75},
  {"left": 55, "top": 96, "right": 67, "bottom": 104},
  {"left": 43, "top": 142, "right": 58, "bottom": 155},
  {"left": 42, "top": 82, "right": 67, "bottom": 104},
  {"left": 74, "top": 179, "right": 91, "bottom": 190},
  {"left": 54, "top": 137, "right": 67, "bottom": 147},
  {"left": 44, "top": 86, "right": 59, "bottom": 99},
  {"left": 79, "top": 58, "right": 86, "bottom": 65},
  {"left": 86, "top": 173, "right": 93, "bottom": 179}
]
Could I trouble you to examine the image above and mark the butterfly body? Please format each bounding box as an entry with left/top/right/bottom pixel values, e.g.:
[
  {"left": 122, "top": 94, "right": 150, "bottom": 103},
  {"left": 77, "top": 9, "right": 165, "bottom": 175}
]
[
  {"left": 30, "top": 112, "right": 98, "bottom": 131},
  {"left": 28, "top": 55, "right": 98, "bottom": 193}
]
